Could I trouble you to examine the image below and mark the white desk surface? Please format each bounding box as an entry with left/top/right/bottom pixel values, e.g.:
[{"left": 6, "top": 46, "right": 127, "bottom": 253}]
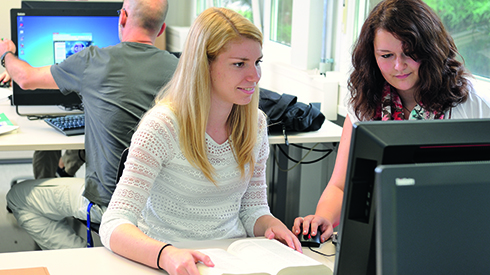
[
  {"left": 0, "top": 88, "right": 84, "bottom": 151},
  {"left": 0, "top": 238, "right": 336, "bottom": 275},
  {"left": 1, "top": 88, "right": 342, "bottom": 151}
]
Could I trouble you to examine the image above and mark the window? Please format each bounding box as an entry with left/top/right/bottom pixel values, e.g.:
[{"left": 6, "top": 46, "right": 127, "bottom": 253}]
[
  {"left": 424, "top": 0, "right": 490, "bottom": 79},
  {"left": 196, "top": 0, "right": 254, "bottom": 22},
  {"left": 269, "top": 0, "right": 293, "bottom": 46}
]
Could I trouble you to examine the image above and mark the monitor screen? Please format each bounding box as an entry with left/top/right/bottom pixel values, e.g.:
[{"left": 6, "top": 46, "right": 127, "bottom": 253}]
[
  {"left": 333, "top": 118, "right": 490, "bottom": 275},
  {"left": 10, "top": 8, "right": 120, "bottom": 109},
  {"left": 375, "top": 161, "right": 490, "bottom": 274}
]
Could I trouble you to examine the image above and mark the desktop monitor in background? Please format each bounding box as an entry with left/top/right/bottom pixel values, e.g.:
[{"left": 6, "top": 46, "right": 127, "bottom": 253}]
[
  {"left": 333, "top": 118, "right": 490, "bottom": 275},
  {"left": 21, "top": 1, "right": 123, "bottom": 10},
  {"left": 375, "top": 161, "right": 490, "bottom": 275},
  {"left": 10, "top": 8, "right": 120, "bottom": 112}
]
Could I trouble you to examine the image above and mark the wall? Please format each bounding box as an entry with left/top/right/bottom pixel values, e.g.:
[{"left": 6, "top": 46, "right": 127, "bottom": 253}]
[{"left": 166, "top": 0, "right": 193, "bottom": 27}]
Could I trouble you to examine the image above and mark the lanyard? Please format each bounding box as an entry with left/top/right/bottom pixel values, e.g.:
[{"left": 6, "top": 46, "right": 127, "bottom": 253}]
[{"left": 86, "top": 202, "right": 94, "bottom": 247}]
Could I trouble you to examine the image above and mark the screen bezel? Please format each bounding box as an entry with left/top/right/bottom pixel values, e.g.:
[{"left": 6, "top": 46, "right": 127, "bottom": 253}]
[
  {"left": 21, "top": 1, "right": 123, "bottom": 10},
  {"left": 10, "top": 8, "right": 120, "bottom": 109}
]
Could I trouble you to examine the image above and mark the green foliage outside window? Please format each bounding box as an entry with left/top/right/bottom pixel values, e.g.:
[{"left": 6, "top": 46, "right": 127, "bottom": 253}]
[
  {"left": 218, "top": 0, "right": 254, "bottom": 22},
  {"left": 425, "top": 0, "right": 490, "bottom": 78},
  {"left": 196, "top": 0, "right": 253, "bottom": 22},
  {"left": 270, "top": 0, "right": 293, "bottom": 46}
]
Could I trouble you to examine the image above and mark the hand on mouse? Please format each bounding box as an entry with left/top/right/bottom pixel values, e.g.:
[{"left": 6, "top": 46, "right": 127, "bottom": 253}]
[
  {"left": 293, "top": 215, "right": 334, "bottom": 243},
  {"left": 0, "top": 71, "right": 11, "bottom": 87}
]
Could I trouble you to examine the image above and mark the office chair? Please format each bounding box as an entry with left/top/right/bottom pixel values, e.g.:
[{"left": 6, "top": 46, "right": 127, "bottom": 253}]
[{"left": 85, "top": 147, "right": 129, "bottom": 247}]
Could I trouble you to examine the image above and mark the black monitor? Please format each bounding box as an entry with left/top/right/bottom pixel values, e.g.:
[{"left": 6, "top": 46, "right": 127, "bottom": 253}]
[
  {"left": 375, "top": 161, "right": 490, "bottom": 274},
  {"left": 21, "top": 1, "right": 122, "bottom": 10},
  {"left": 333, "top": 118, "right": 490, "bottom": 275},
  {"left": 10, "top": 8, "right": 120, "bottom": 111}
]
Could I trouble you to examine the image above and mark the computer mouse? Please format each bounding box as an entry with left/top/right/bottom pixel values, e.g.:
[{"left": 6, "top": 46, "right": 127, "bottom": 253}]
[
  {"left": 0, "top": 81, "right": 11, "bottom": 88},
  {"left": 297, "top": 226, "right": 322, "bottom": 248}
]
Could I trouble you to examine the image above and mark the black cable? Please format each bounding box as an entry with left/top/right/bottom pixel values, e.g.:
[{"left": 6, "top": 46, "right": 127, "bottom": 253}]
[
  {"left": 272, "top": 144, "right": 319, "bottom": 172},
  {"left": 276, "top": 143, "right": 334, "bottom": 165},
  {"left": 307, "top": 235, "right": 337, "bottom": 257},
  {"left": 27, "top": 114, "right": 57, "bottom": 120},
  {"left": 78, "top": 149, "right": 86, "bottom": 163},
  {"left": 308, "top": 246, "right": 336, "bottom": 257},
  {"left": 277, "top": 145, "right": 333, "bottom": 164},
  {"left": 272, "top": 143, "right": 336, "bottom": 172},
  {"left": 291, "top": 143, "right": 336, "bottom": 152}
]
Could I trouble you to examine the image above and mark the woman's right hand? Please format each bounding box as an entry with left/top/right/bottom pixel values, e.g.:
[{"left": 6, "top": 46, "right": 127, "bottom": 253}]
[
  {"left": 293, "top": 215, "right": 334, "bottom": 243},
  {"left": 160, "top": 246, "right": 214, "bottom": 275}
]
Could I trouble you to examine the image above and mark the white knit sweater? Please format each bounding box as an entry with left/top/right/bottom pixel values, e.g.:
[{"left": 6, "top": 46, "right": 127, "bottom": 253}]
[{"left": 100, "top": 106, "right": 272, "bottom": 250}]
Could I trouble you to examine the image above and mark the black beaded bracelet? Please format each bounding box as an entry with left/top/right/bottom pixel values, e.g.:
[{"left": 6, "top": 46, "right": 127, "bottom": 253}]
[
  {"left": 1, "top": 51, "right": 14, "bottom": 68},
  {"left": 157, "top": 243, "right": 173, "bottom": 270}
]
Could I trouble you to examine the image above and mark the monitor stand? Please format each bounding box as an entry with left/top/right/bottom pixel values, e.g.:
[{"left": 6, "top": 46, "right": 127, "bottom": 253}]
[{"left": 15, "top": 104, "right": 83, "bottom": 118}]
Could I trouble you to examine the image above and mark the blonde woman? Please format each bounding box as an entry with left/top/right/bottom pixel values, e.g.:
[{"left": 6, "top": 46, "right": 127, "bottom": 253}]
[{"left": 99, "top": 7, "right": 301, "bottom": 275}]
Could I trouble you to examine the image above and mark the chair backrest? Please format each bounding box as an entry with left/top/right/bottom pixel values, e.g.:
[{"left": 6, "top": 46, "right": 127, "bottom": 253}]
[{"left": 115, "top": 148, "right": 129, "bottom": 184}]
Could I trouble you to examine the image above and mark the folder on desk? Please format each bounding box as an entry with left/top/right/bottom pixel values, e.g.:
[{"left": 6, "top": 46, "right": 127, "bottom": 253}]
[
  {"left": 0, "top": 267, "right": 50, "bottom": 275},
  {"left": 0, "top": 113, "right": 19, "bottom": 135}
]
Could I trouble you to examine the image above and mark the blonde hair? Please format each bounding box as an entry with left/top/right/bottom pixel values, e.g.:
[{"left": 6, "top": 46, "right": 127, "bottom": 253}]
[{"left": 154, "top": 7, "right": 263, "bottom": 183}]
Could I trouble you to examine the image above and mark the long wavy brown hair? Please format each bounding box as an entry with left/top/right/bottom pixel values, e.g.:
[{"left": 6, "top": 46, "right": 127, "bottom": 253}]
[{"left": 348, "top": 0, "right": 470, "bottom": 121}]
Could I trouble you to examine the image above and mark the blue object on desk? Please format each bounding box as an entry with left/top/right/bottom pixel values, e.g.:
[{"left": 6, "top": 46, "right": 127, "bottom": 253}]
[{"left": 44, "top": 114, "right": 85, "bottom": 136}]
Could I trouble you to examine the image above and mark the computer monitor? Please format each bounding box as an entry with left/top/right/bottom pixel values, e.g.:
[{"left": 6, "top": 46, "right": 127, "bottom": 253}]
[
  {"left": 21, "top": 1, "right": 122, "bottom": 10},
  {"left": 10, "top": 8, "right": 120, "bottom": 110},
  {"left": 375, "top": 161, "right": 490, "bottom": 275},
  {"left": 333, "top": 118, "right": 490, "bottom": 275}
]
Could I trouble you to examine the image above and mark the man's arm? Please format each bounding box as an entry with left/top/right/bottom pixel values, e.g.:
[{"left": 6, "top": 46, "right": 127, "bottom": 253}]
[{"left": 1, "top": 39, "right": 58, "bottom": 90}]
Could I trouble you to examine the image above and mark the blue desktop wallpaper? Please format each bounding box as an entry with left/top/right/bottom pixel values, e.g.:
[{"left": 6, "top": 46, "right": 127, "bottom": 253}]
[{"left": 17, "top": 15, "right": 120, "bottom": 67}]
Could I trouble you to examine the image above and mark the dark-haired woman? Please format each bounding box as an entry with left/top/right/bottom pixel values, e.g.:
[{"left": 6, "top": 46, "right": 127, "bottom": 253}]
[{"left": 293, "top": 0, "right": 490, "bottom": 243}]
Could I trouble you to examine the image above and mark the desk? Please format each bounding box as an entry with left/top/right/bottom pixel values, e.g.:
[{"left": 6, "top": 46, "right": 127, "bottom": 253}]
[
  {"left": 1, "top": 87, "right": 343, "bottom": 225},
  {"left": 1, "top": 88, "right": 341, "bottom": 150},
  {"left": 0, "top": 88, "right": 84, "bottom": 151},
  {"left": 0, "top": 238, "right": 336, "bottom": 275}
]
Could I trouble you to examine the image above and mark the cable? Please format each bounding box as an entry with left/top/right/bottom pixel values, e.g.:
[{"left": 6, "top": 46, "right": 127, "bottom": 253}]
[
  {"left": 308, "top": 246, "right": 335, "bottom": 257},
  {"left": 78, "top": 149, "right": 86, "bottom": 163},
  {"left": 271, "top": 143, "right": 336, "bottom": 172},
  {"left": 277, "top": 145, "right": 333, "bottom": 164},
  {"left": 307, "top": 236, "right": 337, "bottom": 257},
  {"left": 27, "top": 114, "right": 57, "bottom": 120},
  {"left": 291, "top": 143, "right": 337, "bottom": 152},
  {"left": 272, "top": 143, "right": 319, "bottom": 172}
]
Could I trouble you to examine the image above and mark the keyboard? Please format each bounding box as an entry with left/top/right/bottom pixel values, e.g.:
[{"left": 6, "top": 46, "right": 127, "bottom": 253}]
[{"left": 44, "top": 114, "right": 85, "bottom": 136}]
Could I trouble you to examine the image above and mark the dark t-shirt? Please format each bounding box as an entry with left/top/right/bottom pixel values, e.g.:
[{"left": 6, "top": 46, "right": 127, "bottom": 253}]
[{"left": 51, "top": 42, "right": 179, "bottom": 206}]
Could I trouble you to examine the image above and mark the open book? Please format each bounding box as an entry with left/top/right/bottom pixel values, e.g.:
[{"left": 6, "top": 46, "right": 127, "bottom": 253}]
[{"left": 197, "top": 239, "right": 332, "bottom": 275}]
